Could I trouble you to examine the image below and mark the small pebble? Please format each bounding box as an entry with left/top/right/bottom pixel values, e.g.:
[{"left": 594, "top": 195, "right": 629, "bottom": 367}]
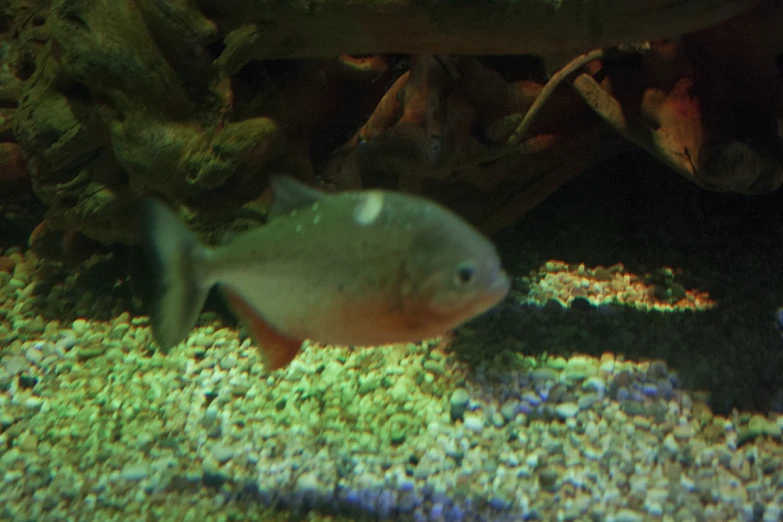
[
  {"left": 24, "top": 397, "right": 42, "bottom": 410},
  {"left": 463, "top": 414, "right": 484, "bottom": 433},
  {"left": 2, "top": 355, "right": 28, "bottom": 375},
  {"left": 0, "top": 251, "right": 780, "bottom": 522},
  {"left": 422, "top": 360, "right": 445, "bottom": 376},
  {"left": 120, "top": 463, "right": 149, "bottom": 481},
  {"left": 219, "top": 354, "right": 238, "bottom": 370},
  {"left": 577, "top": 393, "right": 600, "bottom": 410},
  {"left": 530, "top": 367, "right": 559, "bottom": 381},
  {"left": 663, "top": 433, "right": 679, "bottom": 453},
  {"left": 24, "top": 347, "right": 43, "bottom": 365},
  {"left": 296, "top": 472, "right": 320, "bottom": 494},
  {"left": 673, "top": 424, "right": 694, "bottom": 440},
  {"left": 614, "top": 508, "right": 644, "bottom": 522},
  {"left": 211, "top": 443, "right": 235, "bottom": 464},
  {"left": 500, "top": 401, "right": 519, "bottom": 422},
  {"left": 554, "top": 402, "right": 579, "bottom": 419},
  {"left": 449, "top": 388, "right": 470, "bottom": 421},
  {"left": 0, "top": 256, "right": 16, "bottom": 273}
]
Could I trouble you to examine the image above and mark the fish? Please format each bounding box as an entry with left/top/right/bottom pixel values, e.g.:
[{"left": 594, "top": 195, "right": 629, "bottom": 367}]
[{"left": 143, "top": 176, "right": 510, "bottom": 370}]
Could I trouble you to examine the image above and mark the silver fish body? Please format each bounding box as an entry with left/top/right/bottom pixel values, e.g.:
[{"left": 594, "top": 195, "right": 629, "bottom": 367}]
[{"left": 144, "top": 176, "right": 510, "bottom": 369}]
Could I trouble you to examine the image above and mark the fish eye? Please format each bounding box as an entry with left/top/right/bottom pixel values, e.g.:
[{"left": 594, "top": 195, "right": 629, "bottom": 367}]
[{"left": 456, "top": 263, "right": 476, "bottom": 285}]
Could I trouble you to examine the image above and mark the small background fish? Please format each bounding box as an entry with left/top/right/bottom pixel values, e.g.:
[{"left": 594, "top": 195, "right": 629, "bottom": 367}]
[{"left": 143, "top": 176, "right": 509, "bottom": 369}]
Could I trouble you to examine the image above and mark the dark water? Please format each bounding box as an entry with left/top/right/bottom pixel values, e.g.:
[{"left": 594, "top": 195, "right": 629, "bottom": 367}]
[{"left": 488, "top": 151, "right": 783, "bottom": 414}]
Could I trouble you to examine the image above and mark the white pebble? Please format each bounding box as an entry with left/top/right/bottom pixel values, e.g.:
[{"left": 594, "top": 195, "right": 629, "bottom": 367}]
[
  {"left": 614, "top": 508, "right": 644, "bottom": 522},
  {"left": 120, "top": 463, "right": 149, "bottom": 481},
  {"left": 679, "top": 474, "right": 696, "bottom": 492},
  {"left": 24, "top": 347, "right": 43, "bottom": 365},
  {"left": 663, "top": 433, "right": 678, "bottom": 453},
  {"left": 644, "top": 501, "right": 663, "bottom": 517},
  {"left": 583, "top": 376, "right": 607, "bottom": 394},
  {"left": 296, "top": 471, "right": 319, "bottom": 492},
  {"left": 24, "top": 397, "right": 42, "bottom": 411},
  {"left": 577, "top": 393, "right": 600, "bottom": 410},
  {"left": 219, "top": 354, "right": 237, "bottom": 370},
  {"left": 211, "top": 443, "right": 235, "bottom": 463},
  {"left": 4, "top": 470, "right": 24, "bottom": 483},
  {"left": 463, "top": 414, "right": 484, "bottom": 433},
  {"left": 764, "top": 503, "right": 781, "bottom": 522},
  {"left": 554, "top": 402, "right": 579, "bottom": 419},
  {"left": 72, "top": 319, "right": 88, "bottom": 333}
]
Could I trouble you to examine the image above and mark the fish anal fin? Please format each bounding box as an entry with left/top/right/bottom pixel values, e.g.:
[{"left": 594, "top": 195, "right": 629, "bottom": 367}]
[{"left": 222, "top": 288, "right": 303, "bottom": 371}]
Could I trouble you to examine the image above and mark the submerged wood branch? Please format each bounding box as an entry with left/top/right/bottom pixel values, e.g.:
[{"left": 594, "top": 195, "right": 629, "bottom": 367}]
[
  {"left": 207, "top": 0, "right": 763, "bottom": 60},
  {"left": 9, "top": 0, "right": 781, "bottom": 243}
]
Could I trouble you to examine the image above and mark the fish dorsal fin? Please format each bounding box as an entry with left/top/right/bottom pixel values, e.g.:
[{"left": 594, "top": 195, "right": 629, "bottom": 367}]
[
  {"left": 268, "top": 176, "right": 324, "bottom": 219},
  {"left": 222, "top": 287, "right": 303, "bottom": 371}
]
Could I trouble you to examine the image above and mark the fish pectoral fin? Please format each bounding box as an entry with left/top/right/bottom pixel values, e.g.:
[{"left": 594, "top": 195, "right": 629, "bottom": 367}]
[{"left": 222, "top": 288, "right": 303, "bottom": 371}]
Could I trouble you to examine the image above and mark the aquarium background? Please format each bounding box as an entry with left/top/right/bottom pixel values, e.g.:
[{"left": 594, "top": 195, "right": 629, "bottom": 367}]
[{"left": 3, "top": 0, "right": 783, "bottom": 521}]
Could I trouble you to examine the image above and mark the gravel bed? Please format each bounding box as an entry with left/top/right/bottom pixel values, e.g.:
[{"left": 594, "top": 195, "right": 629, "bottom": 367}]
[
  {"left": 2, "top": 154, "right": 783, "bottom": 521},
  {"left": 0, "top": 252, "right": 782, "bottom": 521}
]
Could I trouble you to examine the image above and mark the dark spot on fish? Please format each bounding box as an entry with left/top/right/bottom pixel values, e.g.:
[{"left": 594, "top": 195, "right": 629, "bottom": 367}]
[{"left": 337, "top": 282, "right": 344, "bottom": 292}]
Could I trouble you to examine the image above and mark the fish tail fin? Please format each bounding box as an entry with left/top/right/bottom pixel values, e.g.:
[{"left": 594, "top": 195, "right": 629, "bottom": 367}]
[{"left": 142, "top": 199, "right": 213, "bottom": 351}]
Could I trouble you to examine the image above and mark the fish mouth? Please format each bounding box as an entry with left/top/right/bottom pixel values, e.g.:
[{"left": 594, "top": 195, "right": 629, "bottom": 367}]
[
  {"left": 493, "top": 269, "right": 511, "bottom": 295},
  {"left": 482, "top": 268, "right": 511, "bottom": 304}
]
